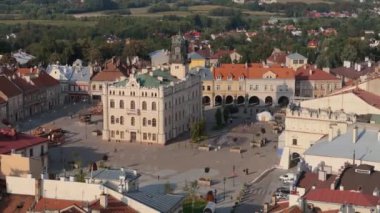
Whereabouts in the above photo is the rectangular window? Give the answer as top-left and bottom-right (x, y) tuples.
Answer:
(92, 85), (96, 90)
(228, 85), (231, 91)
(293, 60), (298, 65)
(202, 86), (205, 91)
(99, 85), (102, 90)
(152, 134), (156, 141)
(29, 148), (33, 157)
(207, 86), (211, 91)
(120, 131), (124, 139)
(143, 133), (147, 140)
(299, 60), (304, 64)
(216, 85), (220, 90)
(292, 139), (297, 146)
(250, 85), (253, 90)
(111, 131), (115, 138)
(239, 85), (242, 91)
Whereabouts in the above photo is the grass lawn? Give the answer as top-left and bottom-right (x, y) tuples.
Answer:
(183, 199), (207, 213)
(0, 19), (98, 27)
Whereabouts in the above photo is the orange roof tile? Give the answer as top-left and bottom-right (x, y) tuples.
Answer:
(34, 198), (85, 211)
(296, 64), (338, 81)
(0, 194), (34, 213)
(213, 63), (295, 80)
(90, 195), (137, 213)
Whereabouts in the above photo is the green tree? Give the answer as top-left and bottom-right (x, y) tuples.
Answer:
(49, 52), (61, 64)
(0, 53), (17, 66)
(190, 120), (205, 142)
(215, 108), (223, 127)
(340, 44), (357, 62)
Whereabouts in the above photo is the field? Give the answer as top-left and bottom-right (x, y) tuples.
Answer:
(0, 19), (98, 27)
(73, 4), (281, 18)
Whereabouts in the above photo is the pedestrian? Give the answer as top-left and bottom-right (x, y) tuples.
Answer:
(157, 175), (160, 181)
(245, 168), (249, 175)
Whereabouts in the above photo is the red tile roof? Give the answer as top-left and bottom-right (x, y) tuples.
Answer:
(17, 67), (39, 76)
(330, 62), (379, 80)
(92, 57), (130, 82)
(30, 71), (60, 88)
(267, 51), (287, 65)
(0, 75), (22, 98)
(0, 194), (34, 212)
(211, 50), (233, 59)
(0, 132), (48, 154)
(34, 198), (85, 211)
(90, 195), (137, 213)
(353, 89), (380, 109)
(304, 189), (380, 207)
(213, 63), (295, 80)
(10, 76), (38, 94)
(296, 65), (339, 81)
(297, 172), (337, 192)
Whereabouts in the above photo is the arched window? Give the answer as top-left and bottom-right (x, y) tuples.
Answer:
(119, 100), (124, 109)
(111, 116), (115, 124)
(143, 118), (146, 126)
(131, 117), (135, 126)
(130, 100), (135, 109)
(152, 118), (157, 127)
(110, 100), (115, 108)
(152, 102), (157, 111)
(120, 116), (124, 125)
(142, 101), (147, 110)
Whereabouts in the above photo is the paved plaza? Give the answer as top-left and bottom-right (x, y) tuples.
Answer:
(19, 104), (284, 213)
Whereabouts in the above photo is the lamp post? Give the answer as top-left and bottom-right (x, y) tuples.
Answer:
(223, 177), (226, 200)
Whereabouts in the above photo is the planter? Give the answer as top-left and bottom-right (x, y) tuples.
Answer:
(198, 145), (211, 151)
(230, 147), (242, 153)
(198, 178), (212, 186)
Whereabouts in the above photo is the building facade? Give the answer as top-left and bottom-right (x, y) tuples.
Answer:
(102, 35), (202, 145)
(295, 65), (342, 98)
(286, 53), (308, 70)
(0, 75), (23, 123)
(202, 63), (295, 107)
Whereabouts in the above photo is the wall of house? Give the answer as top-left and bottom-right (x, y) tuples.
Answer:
(306, 200), (375, 213)
(189, 59), (206, 70)
(300, 93), (380, 114)
(297, 80), (342, 98)
(0, 154), (43, 179)
(286, 58), (307, 70)
(43, 179), (103, 202)
(6, 176), (36, 195)
(359, 78), (380, 94)
(151, 53), (169, 67)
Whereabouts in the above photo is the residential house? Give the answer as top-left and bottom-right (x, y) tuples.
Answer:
(203, 63), (295, 107)
(87, 168), (140, 193)
(188, 52), (206, 69)
(210, 50), (242, 66)
(295, 65), (342, 98)
(285, 53), (308, 70)
(149, 49), (170, 67)
(266, 48), (287, 66)
(46, 59), (97, 103)
(307, 40), (318, 49)
(0, 75), (23, 123)
(91, 57), (131, 100)
(0, 129), (48, 179)
(330, 60), (379, 85)
(12, 50), (35, 65)
(13, 67), (61, 118)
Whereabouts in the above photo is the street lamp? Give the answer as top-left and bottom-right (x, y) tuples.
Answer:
(223, 177), (226, 200)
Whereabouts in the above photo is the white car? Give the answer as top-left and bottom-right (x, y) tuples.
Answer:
(279, 173), (295, 182)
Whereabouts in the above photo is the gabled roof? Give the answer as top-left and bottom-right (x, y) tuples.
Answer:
(267, 49), (287, 65)
(91, 57), (130, 82)
(149, 49), (168, 57)
(287, 53), (307, 60)
(297, 171), (337, 192)
(296, 65), (339, 81)
(0, 75), (22, 98)
(330, 61), (379, 80)
(0, 132), (48, 154)
(304, 189), (380, 207)
(340, 165), (380, 195)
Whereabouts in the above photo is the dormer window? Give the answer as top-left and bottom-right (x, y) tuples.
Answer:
(239, 76), (245, 80)
(217, 75), (222, 80)
(227, 75), (233, 80)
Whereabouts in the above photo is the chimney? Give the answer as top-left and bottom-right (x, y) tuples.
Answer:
(309, 69), (313, 75)
(377, 130), (380, 141)
(263, 202), (269, 213)
(353, 126), (358, 143)
(373, 188), (379, 197)
(323, 67), (330, 73)
(357, 64), (362, 72)
(365, 57), (369, 62)
(340, 185), (344, 191)
(328, 127), (334, 141)
(343, 61), (351, 68)
(368, 61), (372, 68)
(318, 170), (327, 181)
(100, 194), (108, 208)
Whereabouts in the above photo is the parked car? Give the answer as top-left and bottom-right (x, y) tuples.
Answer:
(279, 173), (295, 182)
(274, 192), (289, 200)
(276, 187), (290, 194)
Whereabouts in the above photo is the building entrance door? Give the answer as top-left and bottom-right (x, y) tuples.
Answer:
(130, 132), (136, 142)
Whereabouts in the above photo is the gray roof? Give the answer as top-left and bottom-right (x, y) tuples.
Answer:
(149, 49), (167, 58)
(189, 67), (213, 80)
(126, 191), (184, 213)
(305, 127), (380, 163)
(188, 52), (205, 60)
(46, 64), (92, 82)
(287, 53), (307, 60)
(86, 168), (140, 182)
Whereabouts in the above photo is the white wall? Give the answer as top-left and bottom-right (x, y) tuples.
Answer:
(6, 176), (36, 196)
(42, 179), (102, 202)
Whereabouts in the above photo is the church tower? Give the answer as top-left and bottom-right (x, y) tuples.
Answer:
(169, 34), (188, 79)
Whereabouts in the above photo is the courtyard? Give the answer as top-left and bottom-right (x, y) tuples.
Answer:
(20, 103), (284, 213)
